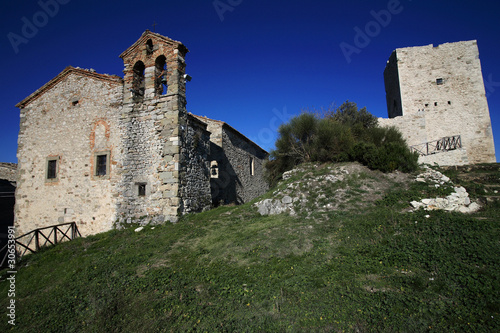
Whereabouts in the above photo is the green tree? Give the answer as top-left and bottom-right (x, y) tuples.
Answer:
(325, 101), (378, 129)
(265, 101), (419, 185)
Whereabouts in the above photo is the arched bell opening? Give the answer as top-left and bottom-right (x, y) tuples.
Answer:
(131, 61), (145, 101)
(155, 55), (167, 96)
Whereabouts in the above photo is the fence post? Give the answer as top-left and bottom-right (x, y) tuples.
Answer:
(35, 231), (40, 251)
(54, 226), (58, 245)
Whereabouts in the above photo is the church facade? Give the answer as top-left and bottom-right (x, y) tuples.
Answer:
(14, 31), (268, 237)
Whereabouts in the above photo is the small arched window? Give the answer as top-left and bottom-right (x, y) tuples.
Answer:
(131, 61), (145, 100)
(155, 55), (167, 95)
(210, 161), (219, 178)
(146, 39), (154, 55)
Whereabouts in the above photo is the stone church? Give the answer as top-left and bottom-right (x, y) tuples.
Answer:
(14, 31), (268, 237)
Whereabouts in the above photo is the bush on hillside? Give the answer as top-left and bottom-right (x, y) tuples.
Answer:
(325, 100), (378, 129)
(265, 101), (419, 184)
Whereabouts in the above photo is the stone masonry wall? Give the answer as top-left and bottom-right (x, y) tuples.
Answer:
(381, 40), (496, 165)
(418, 148), (469, 166)
(221, 127), (268, 204)
(383, 51), (402, 118)
(178, 115), (211, 214)
(193, 115), (269, 205)
(116, 31), (190, 225)
(15, 72), (123, 237)
(116, 95), (182, 225)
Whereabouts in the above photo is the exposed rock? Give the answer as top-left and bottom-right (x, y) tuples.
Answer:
(255, 198), (296, 216)
(256, 163), (482, 217)
(410, 166), (480, 213)
(254, 162), (408, 216)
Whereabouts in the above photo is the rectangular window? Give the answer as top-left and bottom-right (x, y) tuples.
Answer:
(46, 157), (59, 181)
(138, 183), (146, 197)
(436, 78), (444, 85)
(94, 151), (110, 178)
(250, 157), (255, 176)
(96, 155), (107, 176)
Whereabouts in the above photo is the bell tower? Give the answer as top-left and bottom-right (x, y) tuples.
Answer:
(119, 30), (189, 104)
(116, 31), (191, 224)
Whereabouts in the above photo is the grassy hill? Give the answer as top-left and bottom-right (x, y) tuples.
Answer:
(1, 163), (499, 332)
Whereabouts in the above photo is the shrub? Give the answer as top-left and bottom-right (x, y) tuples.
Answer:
(311, 119), (354, 162)
(325, 100), (378, 129)
(265, 101), (418, 184)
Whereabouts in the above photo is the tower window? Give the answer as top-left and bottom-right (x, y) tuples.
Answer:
(436, 78), (444, 85)
(94, 151), (110, 178)
(137, 183), (146, 197)
(46, 157), (59, 182)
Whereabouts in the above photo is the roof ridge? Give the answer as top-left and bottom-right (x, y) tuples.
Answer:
(16, 66), (123, 108)
(119, 30), (188, 59)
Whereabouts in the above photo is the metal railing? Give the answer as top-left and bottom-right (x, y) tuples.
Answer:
(410, 135), (462, 156)
(0, 222), (81, 267)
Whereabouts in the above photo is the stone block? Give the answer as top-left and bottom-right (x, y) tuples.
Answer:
(163, 143), (179, 155)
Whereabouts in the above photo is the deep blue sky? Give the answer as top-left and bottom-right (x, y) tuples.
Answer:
(1, 0), (499, 163)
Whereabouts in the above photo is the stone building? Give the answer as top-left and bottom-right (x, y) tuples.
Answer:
(14, 31), (268, 237)
(379, 40), (496, 165)
(192, 115), (268, 206)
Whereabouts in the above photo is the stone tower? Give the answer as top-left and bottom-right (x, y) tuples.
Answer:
(117, 30), (211, 224)
(380, 40), (496, 165)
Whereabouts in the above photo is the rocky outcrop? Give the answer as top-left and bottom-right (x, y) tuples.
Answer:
(254, 163), (481, 216)
(254, 163), (393, 216)
(255, 196), (297, 216)
(410, 166), (480, 213)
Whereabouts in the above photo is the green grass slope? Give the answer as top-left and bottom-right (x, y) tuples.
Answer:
(1, 163), (499, 332)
